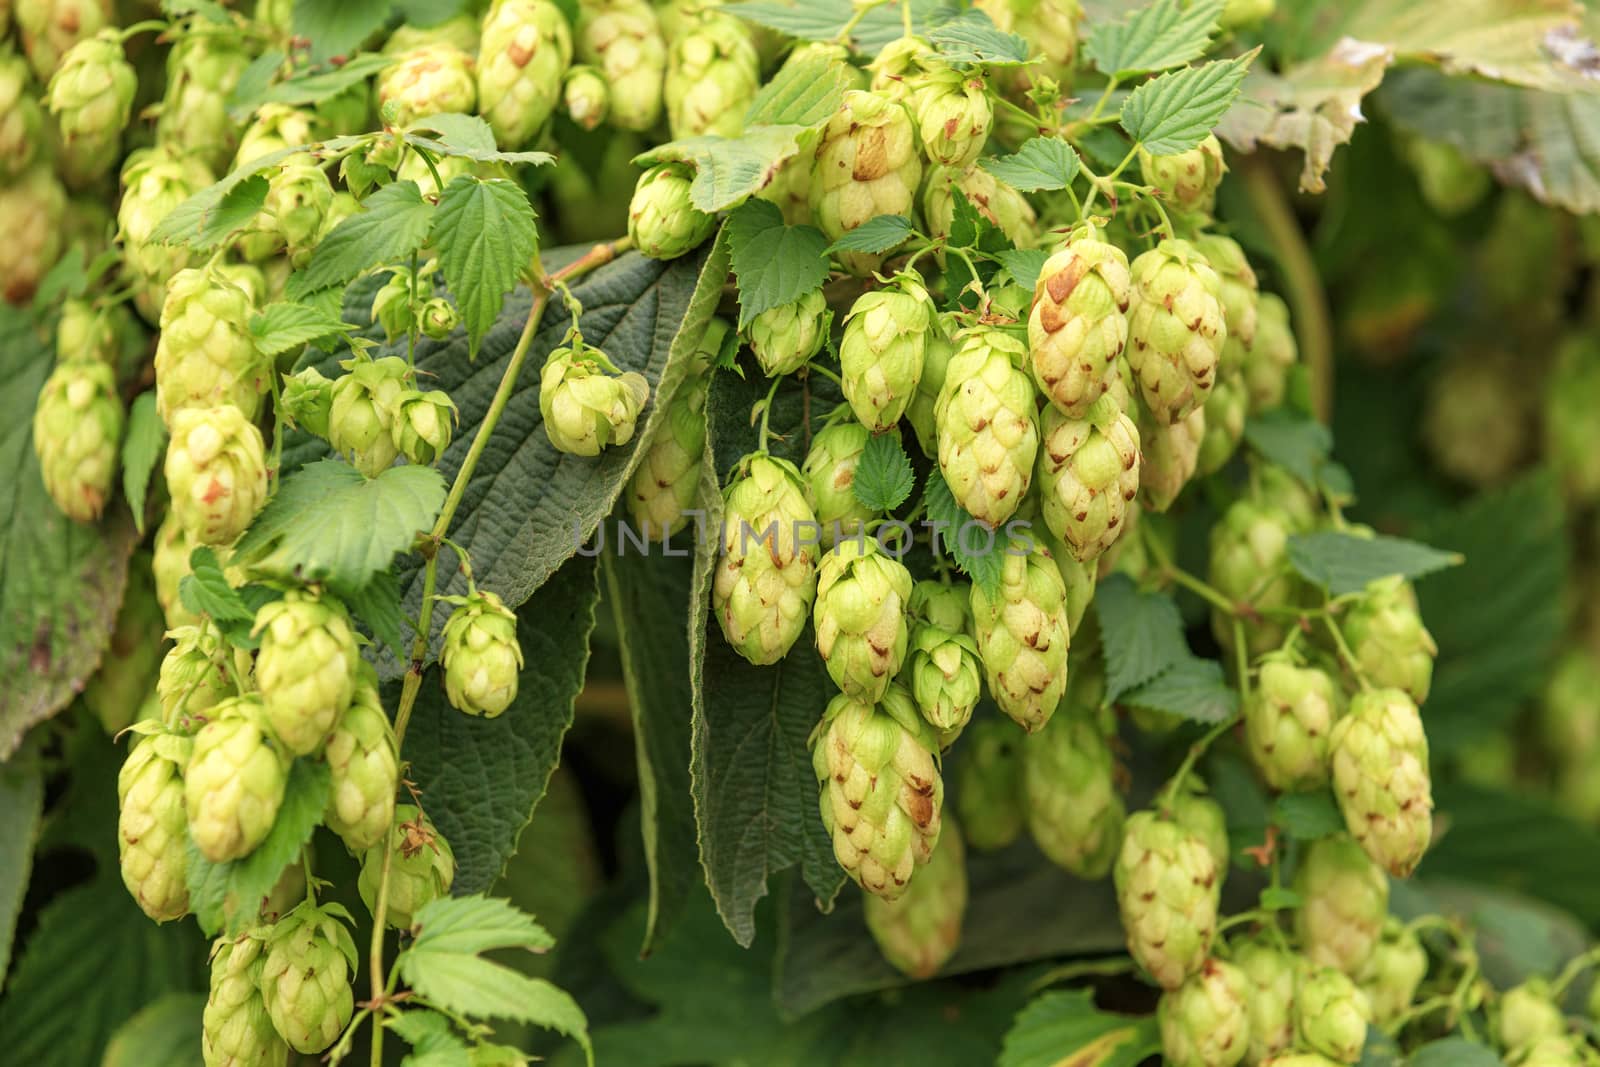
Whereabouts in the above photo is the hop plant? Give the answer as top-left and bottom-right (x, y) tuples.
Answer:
(153, 264), (265, 424)
(1245, 654), (1344, 792)
(954, 715), (1025, 850)
(748, 288), (828, 376)
(972, 0), (1078, 91)
(329, 356), (410, 475)
(378, 44), (477, 125)
(576, 0), (666, 131)
(562, 64), (609, 129)
(628, 366), (711, 538)
(1358, 918), (1427, 1028)
(1293, 835), (1389, 976)
(665, 10), (758, 139)
(1023, 671), (1124, 877)
(1498, 979), (1567, 1057)
(628, 162), (716, 260)
(935, 326), (1039, 526)
(46, 30), (135, 187)
(15, 0), (111, 81)
(157, 624), (242, 723)
(1339, 577), (1437, 705)
(1232, 934), (1298, 1064)
(32, 359), (123, 523)
(1028, 234), (1132, 418)
(812, 685), (944, 900)
(1207, 498), (1301, 657)
(1243, 293), (1298, 415)
(1295, 965), (1370, 1064)
(1127, 239), (1226, 424)
(157, 32), (252, 172)
(922, 164), (1037, 249)
(0, 162), (66, 306)
(1114, 810), (1220, 990)
(1328, 687), (1433, 877)
(117, 147), (214, 323)
(253, 590), (361, 755)
(440, 590), (523, 717)
(324, 670), (399, 851)
(540, 344), (650, 455)
(1159, 958), (1252, 1067)
(184, 695), (290, 863)
(839, 275), (932, 431)
(863, 820), (968, 978)
(117, 732), (192, 923)
(165, 405), (269, 548)
(713, 454), (819, 665)
(201, 932), (289, 1067)
(0, 48), (44, 179)
(801, 421), (876, 546)
(970, 539), (1071, 731)
(392, 388), (457, 466)
(359, 805), (456, 930)
(1139, 405), (1206, 513)
(814, 537), (914, 703)
(1036, 395), (1141, 562)
(811, 90), (922, 275)
(911, 65), (993, 169)
(1139, 134), (1226, 214)
(259, 903), (358, 1054)
(904, 580), (983, 733)
(477, 0), (572, 149)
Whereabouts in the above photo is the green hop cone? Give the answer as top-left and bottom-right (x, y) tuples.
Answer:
(234, 102), (321, 169)
(1520, 1037), (1586, 1067)
(628, 161), (715, 260)
(151, 512), (200, 627)
(244, 163), (334, 266)
(157, 624), (241, 723)
(16, 0), (111, 82)
(1029, 234), (1132, 418)
(1260, 1058), (1343, 1067)
(370, 268), (418, 342)
(202, 932), (289, 1067)
(1023, 668), (1124, 877)
(56, 298), (123, 366)
(801, 420), (875, 546)
(576, 0), (666, 131)
(1159, 958), (1252, 1067)
(0, 48), (44, 179)
(117, 732), (192, 922)
(378, 44), (477, 125)
(359, 805), (456, 930)
(329, 356), (410, 475)
(1139, 405), (1205, 513)
(1545, 336), (1600, 505)
(185, 695), (290, 863)
(259, 903), (357, 1055)
(1243, 293), (1297, 415)
(912, 65), (994, 169)
(1194, 234), (1259, 371)
(1541, 649), (1600, 775)
(1127, 239), (1227, 424)
(382, 11), (481, 53)
(954, 714), (1025, 849)
(1233, 934), (1298, 1064)
(392, 388), (457, 466)
(971, 538), (1071, 731)
(1246, 654), (1344, 792)
(922, 164), (1037, 250)
(418, 296), (459, 339)
(439, 590), (523, 717)
(864, 819), (968, 978)
(46, 30), (135, 187)
(1339, 576), (1436, 705)
(840, 275), (932, 431)
(539, 345), (650, 455)
(1168, 780), (1229, 887)
(626, 355), (712, 538)
(1114, 810), (1220, 989)
(713, 454), (819, 664)
(1037, 394), (1140, 563)
(280, 366), (334, 441)
(1221, 0), (1275, 28)
(153, 265), (265, 424)
(1206, 498), (1300, 657)
(1357, 917), (1427, 1028)
(1254, 461), (1319, 532)
(1422, 350), (1532, 489)
(907, 327), (955, 457)
(0, 162), (66, 306)
(32, 359), (122, 523)
(1139, 133), (1226, 215)
(905, 580), (983, 733)
(867, 35), (932, 99)
(562, 63), (609, 129)
(117, 147), (214, 322)
(1293, 834), (1388, 976)
(165, 404), (269, 547)
(1498, 979), (1567, 1057)
(935, 326), (1039, 526)
(749, 287), (828, 377)
(157, 32), (252, 172)
(1197, 366), (1248, 475)
(1295, 965), (1370, 1064)
(477, 0), (572, 149)
(1328, 687), (1433, 877)
(813, 684), (944, 900)
(665, 10), (758, 139)
(814, 536), (914, 702)
(811, 90), (923, 276)
(323, 670), (399, 851)
(252, 590), (360, 755)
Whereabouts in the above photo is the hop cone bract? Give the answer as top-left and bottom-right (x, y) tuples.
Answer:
(1023, 669), (1124, 877)
(258, 904), (357, 1054)
(801, 420), (875, 547)
(118, 147), (213, 323)
(157, 32), (251, 172)
(1206, 498), (1300, 657)
(922, 164), (1036, 249)
(840, 275), (931, 431)
(911, 65), (993, 169)
(328, 356), (408, 475)
(905, 580), (983, 733)
(539, 345), (651, 454)
(814, 537), (914, 702)
(1339, 577), (1436, 705)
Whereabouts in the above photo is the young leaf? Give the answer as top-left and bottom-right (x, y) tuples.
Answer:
(980, 137), (1081, 192)
(636, 125), (809, 213)
(852, 433), (916, 512)
(929, 10), (1029, 66)
(1120, 52), (1256, 156)
(385, 1009), (471, 1060)
(1287, 530), (1462, 596)
(823, 214), (914, 255)
(120, 392), (165, 534)
(1121, 656), (1237, 723)
(922, 472), (1004, 596)
(190, 175), (271, 253)
(431, 176), (540, 355)
(724, 199), (830, 328)
(1273, 791), (1344, 840)
(745, 52), (853, 127)
(995, 248), (1049, 291)
(250, 301), (355, 357)
(998, 989), (1161, 1067)
(1093, 573), (1189, 702)
(405, 116), (556, 168)
(288, 180), (435, 299)
(1259, 886), (1303, 911)
(1085, 0), (1225, 77)
(177, 548), (256, 632)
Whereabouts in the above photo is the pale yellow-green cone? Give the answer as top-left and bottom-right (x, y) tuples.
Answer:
(1197, 365), (1248, 475)
(440, 590), (523, 717)
(1328, 687), (1433, 877)
(811, 89), (922, 276)
(1050, 532), (1098, 633)
(0, 48), (44, 180)
(1259, 1057), (1342, 1067)
(359, 804), (455, 930)
(814, 537), (914, 703)
(1139, 134), (1226, 215)
(323, 669), (399, 851)
(238, 162), (334, 267)
(1541, 648), (1600, 769)
(936, 326), (1038, 526)
(46, 30), (134, 187)
(154, 265), (265, 424)
(152, 514), (202, 629)
(1243, 292), (1297, 415)
(922, 164), (1037, 250)
(16, 0), (111, 82)
(749, 287), (828, 377)
(1206, 497), (1300, 657)
(185, 695), (291, 863)
(1221, 0), (1274, 28)
(369, 268), (419, 343)
(1293, 834), (1388, 976)
(32, 359), (122, 523)
(1357, 917), (1426, 1028)
(165, 404), (269, 547)
(259, 903), (357, 1055)
(1037, 395), (1140, 563)
(812, 684), (944, 900)
(840, 275), (931, 431)
(1339, 576), (1436, 705)
(157, 32), (252, 172)
(1254, 462), (1320, 532)
(1159, 958), (1252, 1067)
(117, 732), (192, 923)
(1127, 239), (1227, 425)
(1519, 1037), (1586, 1067)
(1139, 404), (1205, 513)
(1167, 780), (1229, 887)
(382, 11), (481, 54)
(628, 161), (716, 260)
(758, 126), (823, 226)
(1245, 654), (1344, 792)
(392, 388), (457, 466)
(1422, 352), (1530, 489)
(1023, 668), (1124, 877)
(329, 356), (410, 476)
(801, 420), (875, 547)
(1498, 979), (1568, 1058)
(972, 0), (1078, 93)
(201, 932), (289, 1067)
(905, 580), (982, 733)
(627, 369), (709, 538)
(1029, 235), (1131, 418)
(1295, 965), (1369, 1065)
(477, 0), (572, 149)
(157, 624), (240, 723)
(56, 298), (123, 366)
(1195, 234), (1259, 372)
(576, 0), (666, 131)
(867, 35), (931, 100)
(0, 162), (66, 306)
(970, 539), (1070, 732)
(234, 102), (321, 169)
(665, 9), (758, 139)
(1544, 335), (1600, 505)
(713, 454), (818, 665)
(864, 819), (967, 978)
(253, 590), (360, 755)
(908, 327), (955, 457)
(117, 146), (214, 323)
(540, 345), (651, 455)
(1115, 810), (1220, 989)
(912, 65), (993, 169)
(562, 63), (609, 129)
(378, 44), (477, 125)
(954, 714), (1024, 849)
(1232, 934), (1298, 1065)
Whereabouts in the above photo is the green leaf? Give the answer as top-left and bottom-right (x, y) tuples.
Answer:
(853, 433), (916, 513)
(250, 52), (391, 110)
(1121, 656), (1237, 723)
(190, 175), (270, 252)
(636, 126), (811, 213)
(102, 994), (206, 1067)
(823, 214), (914, 255)
(724, 199), (830, 328)
(1085, 0), (1224, 77)
(344, 571), (406, 659)
(1408, 1037), (1505, 1067)
(726, 0), (947, 52)
(151, 149), (303, 246)
(1273, 790), (1344, 840)
(996, 248), (1049, 291)
(745, 52), (853, 127)
(998, 989), (1161, 1067)
(386, 1008), (472, 1062)
(294, 0), (393, 64)
(1120, 53), (1255, 155)
(250, 301), (356, 357)
(176, 547), (259, 640)
(432, 177), (541, 356)
(1260, 886), (1302, 911)
(289, 179), (436, 299)
(980, 137), (1081, 192)
(928, 10), (1029, 65)
(0, 751), (42, 985)
(1242, 409), (1345, 496)
(120, 392), (165, 535)
(1287, 531), (1461, 597)
(1093, 573), (1189, 702)
(922, 472), (1004, 597)
(405, 116), (556, 168)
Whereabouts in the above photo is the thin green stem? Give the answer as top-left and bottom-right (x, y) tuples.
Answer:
(1551, 945), (1600, 998)
(755, 373), (784, 453)
(834, 0), (890, 45)
(1085, 76), (1120, 124)
(268, 367), (285, 495)
(1159, 717), (1235, 810)
(805, 362), (844, 388)
(1143, 524), (1238, 616)
(1321, 614), (1370, 691)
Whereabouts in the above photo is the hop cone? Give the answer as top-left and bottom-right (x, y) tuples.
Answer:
(972, 0), (1077, 91)
(1520, 1037), (1586, 1067)
(1498, 980), (1568, 1057)
(665, 10), (758, 138)
(1232, 934), (1298, 1064)
(1328, 687), (1432, 877)
(46, 31), (135, 186)
(1243, 293), (1297, 415)
(812, 685), (944, 900)
(440, 590), (523, 717)
(1114, 810), (1220, 989)
(811, 90), (922, 275)
(1545, 335), (1600, 504)
(1139, 134), (1226, 214)
(16, 0), (111, 81)
(911, 65), (993, 168)
(241, 162), (334, 266)
(0, 162), (66, 306)
(382, 11), (480, 53)
(117, 732), (192, 922)
(118, 147), (214, 322)
(1207, 498), (1300, 657)
(864, 820), (968, 977)
(477, 0), (571, 148)
(32, 359), (122, 522)
(1139, 405), (1205, 513)
(1023, 670), (1124, 877)
(166, 405), (269, 547)
(1053, 534), (1098, 632)
(1159, 958), (1252, 1067)
(1293, 835), (1388, 975)
(576, 0), (666, 131)
(1357, 918), (1427, 1028)
(0, 48), (44, 179)
(971, 539), (1071, 731)
(627, 368), (711, 538)
(234, 103), (320, 169)
(540, 345), (650, 454)
(1195, 234), (1259, 370)
(905, 580), (983, 733)
(154, 265), (265, 424)
(1340, 577), (1436, 705)
(1245, 655), (1344, 792)
(259, 903), (357, 1054)
(1028, 234), (1132, 417)
(329, 356), (409, 475)
(153, 514), (202, 629)
(867, 35), (931, 100)
(392, 388), (457, 466)
(378, 44), (477, 125)
(1197, 366), (1248, 475)
(1541, 651), (1600, 812)
(1127, 239), (1227, 424)
(922, 164), (1036, 249)
(359, 804), (455, 930)
(185, 695), (290, 863)
(324, 671), (399, 851)
(1168, 781), (1229, 887)
(713, 454), (819, 664)
(202, 932), (289, 1067)
(801, 421), (875, 547)
(748, 288), (828, 376)
(1037, 395), (1140, 562)
(1255, 462), (1319, 532)
(814, 537), (914, 702)
(563, 64), (609, 129)
(253, 590), (360, 754)
(628, 162), (716, 260)
(157, 624), (241, 723)
(908, 328), (955, 457)
(935, 326), (1039, 526)
(157, 32), (251, 171)
(1295, 965), (1369, 1065)
(954, 715), (1024, 850)
(840, 276), (931, 431)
